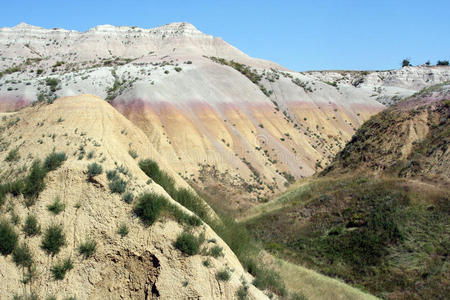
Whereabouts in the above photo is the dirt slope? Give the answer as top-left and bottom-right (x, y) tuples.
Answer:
(322, 82), (450, 183)
(0, 95), (267, 299)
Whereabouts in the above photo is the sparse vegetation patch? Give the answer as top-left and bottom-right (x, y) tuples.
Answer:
(87, 162), (102, 178)
(22, 215), (41, 236)
(51, 258), (73, 280)
(0, 219), (18, 256)
(78, 239), (97, 258)
(41, 224), (66, 256)
(174, 231), (204, 256)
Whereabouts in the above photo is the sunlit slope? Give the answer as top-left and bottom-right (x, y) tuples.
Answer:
(0, 95), (267, 299)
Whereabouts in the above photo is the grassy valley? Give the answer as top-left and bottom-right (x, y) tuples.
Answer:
(244, 84), (450, 299)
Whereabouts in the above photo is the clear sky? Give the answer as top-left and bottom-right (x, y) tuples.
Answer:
(1, 0), (449, 71)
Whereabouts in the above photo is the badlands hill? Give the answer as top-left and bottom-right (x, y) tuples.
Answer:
(0, 95), (268, 299)
(244, 83), (450, 299)
(322, 81), (450, 182)
(1, 23), (450, 214)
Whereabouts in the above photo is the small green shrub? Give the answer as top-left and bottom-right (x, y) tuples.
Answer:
(123, 192), (133, 204)
(133, 193), (167, 226)
(117, 223), (129, 237)
(0, 219), (18, 256)
(209, 245), (224, 258)
(116, 164), (128, 175)
(202, 258), (211, 267)
(139, 159), (176, 195)
(87, 151), (94, 159)
(23, 160), (46, 199)
(43, 152), (67, 171)
(78, 239), (97, 258)
(22, 215), (41, 236)
(87, 162), (102, 178)
(5, 147), (20, 162)
(139, 159), (208, 220)
(47, 197), (65, 215)
(168, 206), (202, 226)
(45, 78), (60, 92)
(236, 284), (249, 300)
(216, 269), (231, 281)
(6, 180), (25, 197)
(128, 149), (138, 159)
(41, 224), (66, 256)
(173, 188), (208, 220)
(174, 231), (203, 256)
(51, 257), (73, 280)
(12, 242), (33, 268)
(106, 169), (119, 181)
(109, 178), (127, 194)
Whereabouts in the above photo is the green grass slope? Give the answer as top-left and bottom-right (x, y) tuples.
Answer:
(245, 84), (450, 299)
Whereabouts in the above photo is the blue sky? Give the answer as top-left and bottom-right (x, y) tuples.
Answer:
(1, 0), (449, 71)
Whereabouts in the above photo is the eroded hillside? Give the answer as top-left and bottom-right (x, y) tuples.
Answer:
(1, 23), (449, 214)
(0, 95), (268, 299)
(244, 84), (450, 299)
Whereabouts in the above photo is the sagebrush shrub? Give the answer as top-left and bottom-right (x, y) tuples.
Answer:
(109, 178), (127, 194)
(87, 162), (102, 178)
(12, 242), (33, 268)
(43, 152), (67, 171)
(216, 269), (231, 281)
(0, 219), (18, 256)
(133, 193), (167, 226)
(47, 197), (65, 215)
(51, 257), (73, 280)
(87, 151), (94, 160)
(236, 284), (249, 300)
(23, 160), (46, 199)
(209, 245), (224, 258)
(41, 224), (66, 256)
(22, 215), (41, 236)
(5, 147), (20, 162)
(78, 239), (96, 258)
(128, 149), (138, 159)
(106, 169), (119, 181)
(117, 223), (129, 237)
(174, 231), (203, 256)
(168, 206), (202, 227)
(123, 192), (133, 204)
